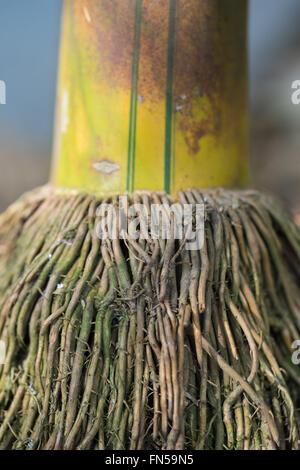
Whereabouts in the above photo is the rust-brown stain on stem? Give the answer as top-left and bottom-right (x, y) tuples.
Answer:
(75, 0), (246, 154)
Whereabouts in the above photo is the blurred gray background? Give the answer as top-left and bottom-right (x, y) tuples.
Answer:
(0, 0), (300, 216)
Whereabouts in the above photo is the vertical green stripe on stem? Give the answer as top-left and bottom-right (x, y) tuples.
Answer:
(127, 0), (143, 193)
(172, 105), (176, 189)
(164, 0), (176, 194)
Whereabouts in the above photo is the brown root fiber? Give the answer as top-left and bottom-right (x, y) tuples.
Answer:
(0, 185), (299, 450)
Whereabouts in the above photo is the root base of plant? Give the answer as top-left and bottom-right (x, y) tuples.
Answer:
(0, 185), (300, 450)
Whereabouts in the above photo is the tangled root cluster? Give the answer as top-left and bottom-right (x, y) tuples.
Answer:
(0, 185), (299, 450)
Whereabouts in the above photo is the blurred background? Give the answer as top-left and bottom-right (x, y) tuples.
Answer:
(0, 0), (299, 216)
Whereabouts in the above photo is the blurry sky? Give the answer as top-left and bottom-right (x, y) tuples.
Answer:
(0, 0), (62, 210)
(249, 0), (300, 97)
(0, 0), (62, 147)
(0, 0), (300, 211)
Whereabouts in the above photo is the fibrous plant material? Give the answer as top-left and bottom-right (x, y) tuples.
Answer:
(0, 186), (299, 450)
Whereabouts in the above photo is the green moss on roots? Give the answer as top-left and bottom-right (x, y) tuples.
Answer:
(0, 186), (299, 450)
